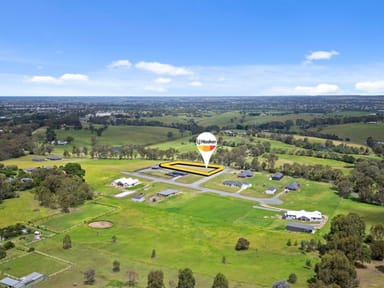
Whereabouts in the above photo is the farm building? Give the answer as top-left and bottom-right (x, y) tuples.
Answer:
(265, 186), (277, 195)
(223, 180), (251, 189)
(284, 210), (322, 222)
(286, 222), (315, 233)
(112, 177), (139, 188)
(157, 189), (179, 197)
(131, 194), (145, 202)
(0, 272), (46, 288)
(223, 130), (236, 136)
(46, 155), (62, 160)
(271, 172), (284, 180)
(31, 158), (46, 162)
(285, 182), (300, 191)
(238, 170), (253, 178)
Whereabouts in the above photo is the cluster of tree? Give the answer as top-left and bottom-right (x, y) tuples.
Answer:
(366, 136), (384, 155)
(280, 162), (343, 182)
(0, 128), (33, 160)
(366, 224), (384, 261)
(310, 213), (384, 287)
(146, 269), (228, 288)
(0, 164), (39, 203)
(32, 163), (92, 211)
(336, 159), (384, 205)
(0, 223), (30, 240)
(82, 266), (230, 287)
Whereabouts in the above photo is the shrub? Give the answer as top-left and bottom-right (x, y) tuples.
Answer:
(235, 237), (250, 251)
(3, 241), (15, 250)
(287, 273), (297, 284)
(0, 248), (6, 259)
(376, 265), (384, 273)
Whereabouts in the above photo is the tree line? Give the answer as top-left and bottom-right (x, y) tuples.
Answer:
(256, 132), (367, 155)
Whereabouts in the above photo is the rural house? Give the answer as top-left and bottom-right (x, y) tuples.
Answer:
(271, 172), (284, 180)
(285, 182), (300, 191)
(238, 170), (253, 178)
(157, 189), (179, 197)
(223, 180), (251, 189)
(284, 210), (322, 222)
(0, 272), (46, 288)
(265, 186), (277, 195)
(112, 177), (139, 188)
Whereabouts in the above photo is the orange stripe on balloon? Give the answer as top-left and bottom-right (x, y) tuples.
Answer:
(198, 145), (216, 152)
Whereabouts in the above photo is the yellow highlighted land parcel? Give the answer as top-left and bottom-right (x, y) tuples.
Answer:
(159, 160), (224, 176)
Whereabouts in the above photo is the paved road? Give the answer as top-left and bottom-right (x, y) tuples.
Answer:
(123, 168), (283, 205)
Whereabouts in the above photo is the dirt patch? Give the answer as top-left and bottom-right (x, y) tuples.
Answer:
(357, 260), (384, 288)
(88, 221), (113, 229)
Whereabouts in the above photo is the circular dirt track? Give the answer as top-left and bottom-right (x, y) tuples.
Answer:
(88, 221), (113, 229)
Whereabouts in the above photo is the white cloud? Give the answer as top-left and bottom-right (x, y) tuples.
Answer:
(28, 73), (88, 84)
(294, 83), (340, 95)
(355, 80), (384, 93)
(154, 77), (172, 84)
(135, 61), (193, 76)
(29, 75), (59, 84)
(108, 59), (132, 69)
(189, 81), (202, 87)
(305, 50), (339, 64)
(144, 85), (167, 93)
(60, 73), (89, 81)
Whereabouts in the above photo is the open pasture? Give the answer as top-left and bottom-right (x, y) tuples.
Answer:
(40, 202), (115, 233)
(0, 252), (69, 278)
(31, 195), (316, 288)
(316, 122), (384, 144)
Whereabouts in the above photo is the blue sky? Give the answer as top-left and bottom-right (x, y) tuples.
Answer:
(1, 0), (384, 96)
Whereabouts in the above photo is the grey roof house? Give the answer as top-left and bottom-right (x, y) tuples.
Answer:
(271, 172), (284, 180)
(238, 170), (253, 178)
(286, 182), (300, 191)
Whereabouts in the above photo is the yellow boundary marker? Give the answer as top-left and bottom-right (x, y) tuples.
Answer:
(159, 160), (224, 176)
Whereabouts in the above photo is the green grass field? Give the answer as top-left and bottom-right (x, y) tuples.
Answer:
(0, 252), (69, 278)
(316, 122), (384, 144)
(30, 195), (316, 288)
(0, 192), (57, 227)
(40, 203), (116, 232)
(0, 122), (383, 288)
(54, 125), (183, 149)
